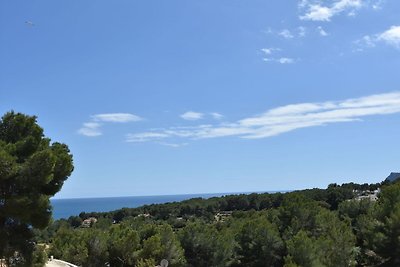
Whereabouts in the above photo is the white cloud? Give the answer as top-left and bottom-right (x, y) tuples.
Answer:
(377, 26), (400, 48)
(264, 26), (308, 39)
(78, 122), (102, 137)
(126, 132), (170, 142)
(298, 0), (309, 9)
(261, 48), (281, 55)
(301, 5), (334, 21)
(261, 48), (296, 64)
(299, 0), (309, 9)
(210, 112), (224, 120)
(299, 0), (363, 21)
(279, 29), (294, 39)
(158, 142), (188, 148)
(261, 48), (273, 55)
(262, 57), (296, 64)
(372, 0), (385, 10)
(317, 26), (329, 36)
(355, 25), (400, 50)
(180, 111), (204, 121)
(92, 113), (142, 123)
(126, 92), (400, 143)
(278, 58), (295, 64)
(354, 35), (376, 51)
(362, 35), (376, 47)
(79, 113), (142, 137)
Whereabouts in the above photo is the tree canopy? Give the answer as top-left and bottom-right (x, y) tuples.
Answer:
(0, 111), (73, 266)
(35, 180), (400, 267)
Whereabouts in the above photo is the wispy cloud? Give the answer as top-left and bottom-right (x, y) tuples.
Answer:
(261, 47), (280, 55)
(126, 132), (170, 142)
(79, 113), (142, 137)
(263, 57), (296, 64)
(317, 26), (329, 36)
(355, 25), (400, 50)
(78, 122), (102, 137)
(299, 0), (364, 21)
(265, 25), (329, 39)
(265, 27), (309, 39)
(279, 29), (294, 39)
(92, 113), (142, 123)
(371, 0), (385, 10)
(158, 142), (189, 148)
(126, 92), (400, 143)
(278, 58), (296, 64)
(261, 48), (296, 64)
(210, 112), (224, 120)
(180, 111), (204, 121)
(354, 35), (376, 51)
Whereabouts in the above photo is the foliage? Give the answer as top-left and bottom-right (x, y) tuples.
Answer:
(37, 175), (400, 267)
(0, 111), (73, 266)
(179, 222), (235, 267)
(234, 216), (284, 267)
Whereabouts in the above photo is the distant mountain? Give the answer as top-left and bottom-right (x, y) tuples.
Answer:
(385, 172), (400, 182)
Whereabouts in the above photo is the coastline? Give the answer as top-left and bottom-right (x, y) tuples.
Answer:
(51, 191), (288, 219)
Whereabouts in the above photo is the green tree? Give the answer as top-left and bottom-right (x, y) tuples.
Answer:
(338, 198), (374, 225)
(380, 204), (400, 266)
(180, 222), (235, 267)
(85, 229), (109, 267)
(135, 258), (156, 267)
(157, 225), (186, 266)
(234, 217), (284, 267)
(0, 111), (74, 266)
(108, 224), (141, 267)
(67, 216), (83, 228)
(31, 245), (48, 267)
(284, 231), (321, 267)
(365, 183), (400, 266)
(140, 234), (163, 263)
(139, 225), (186, 267)
(278, 193), (321, 236)
(50, 227), (88, 266)
(314, 210), (356, 267)
(326, 183), (354, 210)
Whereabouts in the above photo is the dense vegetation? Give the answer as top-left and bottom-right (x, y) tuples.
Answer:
(0, 112), (74, 266)
(33, 180), (400, 267)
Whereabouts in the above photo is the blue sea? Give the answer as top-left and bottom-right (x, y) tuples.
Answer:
(51, 193), (231, 219)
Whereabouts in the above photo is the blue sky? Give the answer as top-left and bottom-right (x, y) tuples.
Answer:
(1, 0), (400, 198)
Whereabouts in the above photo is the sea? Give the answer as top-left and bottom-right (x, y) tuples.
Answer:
(51, 193), (233, 220)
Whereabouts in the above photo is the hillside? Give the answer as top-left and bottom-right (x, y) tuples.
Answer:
(32, 178), (400, 267)
(385, 172), (400, 182)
